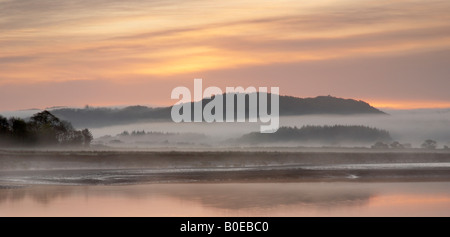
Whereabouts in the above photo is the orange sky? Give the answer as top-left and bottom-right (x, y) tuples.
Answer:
(1, 0), (450, 111)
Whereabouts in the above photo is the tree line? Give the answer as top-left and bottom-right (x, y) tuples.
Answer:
(0, 111), (93, 147)
(372, 139), (448, 150)
(239, 125), (392, 143)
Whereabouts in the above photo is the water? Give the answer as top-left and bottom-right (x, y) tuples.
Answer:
(1, 182), (450, 216)
(0, 162), (450, 185)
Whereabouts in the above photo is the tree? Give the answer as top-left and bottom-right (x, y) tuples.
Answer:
(57, 120), (74, 144)
(9, 117), (30, 144)
(371, 141), (389, 149)
(81, 129), (93, 147)
(0, 115), (9, 134)
(30, 110), (61, 127)
(29, 111), (60, 144)
(71, 130), (84, 145)
(390, 141), (404, 149)
(0, 111), (93, 147)
(0, 115), (11, 145)
(421, 139), (437, 149)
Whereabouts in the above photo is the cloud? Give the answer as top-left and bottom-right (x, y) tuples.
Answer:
(0, 0), (169, 30)
(1, 0), (450, 110)
(0, 55), (37, 64)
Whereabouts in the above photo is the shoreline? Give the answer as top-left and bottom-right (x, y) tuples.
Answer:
(1, 149), (450, 185)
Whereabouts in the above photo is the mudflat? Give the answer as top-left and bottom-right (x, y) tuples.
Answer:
(1, 149), (450, 184)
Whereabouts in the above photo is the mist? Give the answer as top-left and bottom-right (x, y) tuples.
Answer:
(2, 107), (449, 148)
(281, 109), (450, 147)
(87, 108), (450, 148)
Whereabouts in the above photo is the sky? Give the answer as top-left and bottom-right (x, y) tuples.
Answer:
(1, 0), (450, 111)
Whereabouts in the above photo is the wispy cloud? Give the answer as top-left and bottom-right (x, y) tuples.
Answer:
(1, 0), (450, 110)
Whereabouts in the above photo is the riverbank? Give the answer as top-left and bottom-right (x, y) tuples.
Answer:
(1, 149), (450, 184)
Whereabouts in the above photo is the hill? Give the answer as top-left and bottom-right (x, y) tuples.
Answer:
(50, 94), (386, 128)
(236, 125), (392, 145)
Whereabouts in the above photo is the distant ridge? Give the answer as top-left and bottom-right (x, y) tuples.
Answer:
(50, 94), (386, 128)
(236, 125), (392, 145)
(279, 95), (384, 115)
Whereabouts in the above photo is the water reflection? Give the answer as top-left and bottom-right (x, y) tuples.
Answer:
(1, 182), (450, 216)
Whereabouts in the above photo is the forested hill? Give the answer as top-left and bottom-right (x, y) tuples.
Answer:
(50, 94), (386, 128)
